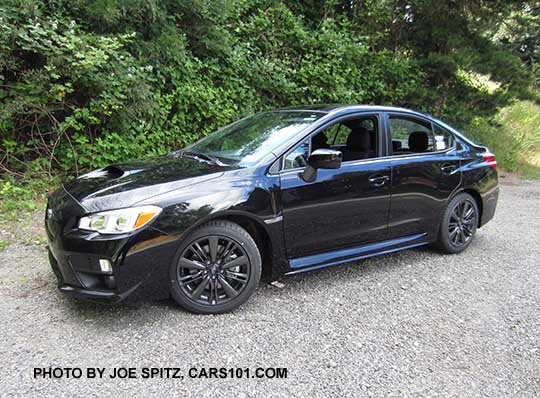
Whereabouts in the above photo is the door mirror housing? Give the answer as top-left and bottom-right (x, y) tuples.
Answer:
(301, 149), (342, 182)
(308, 148), (343, 169)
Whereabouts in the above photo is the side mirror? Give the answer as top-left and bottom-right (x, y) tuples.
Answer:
(301, 149), (342, 182)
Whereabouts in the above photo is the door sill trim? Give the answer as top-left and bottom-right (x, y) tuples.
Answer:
(286, 233), (428, 274)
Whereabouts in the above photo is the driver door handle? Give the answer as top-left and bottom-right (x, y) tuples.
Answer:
(368, 174), (390, 186)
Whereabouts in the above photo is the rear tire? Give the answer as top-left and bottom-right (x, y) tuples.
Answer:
(435, 192), (479, 254)
(170, 220), (261, 314)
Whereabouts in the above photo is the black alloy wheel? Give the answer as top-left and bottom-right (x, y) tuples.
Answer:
(448, 200), (476, 246)
(170, 221), (261, 313)
(436, 192), (479, 254)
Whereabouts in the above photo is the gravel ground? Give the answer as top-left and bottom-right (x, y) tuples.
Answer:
(0, 178), (539, 397)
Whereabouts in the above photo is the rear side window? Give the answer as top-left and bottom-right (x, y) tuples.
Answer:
(433, 123), (456, 150)
(389, 116), (455, 154)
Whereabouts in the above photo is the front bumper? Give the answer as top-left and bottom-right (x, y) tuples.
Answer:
(46, 187), (178, 303)
(47, 248), (123, 303)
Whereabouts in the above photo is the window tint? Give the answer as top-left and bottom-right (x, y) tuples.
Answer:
(389, 116), (456, 155)
(283, 116), (379, 170)
(433, 123), (456, 150)
(389, 117), (430, 150)
(283, 139), (310, 169)
(327, 119), (376, 147)
(329, 124), (350, 145)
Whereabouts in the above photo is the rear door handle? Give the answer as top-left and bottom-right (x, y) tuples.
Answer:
(440, 163), (457, 173)
(368, 174), (390, 186)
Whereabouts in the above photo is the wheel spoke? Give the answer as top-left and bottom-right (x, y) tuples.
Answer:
(215, 280), (220, 304)
(449, 227), (459, 241)
(178, 258), (206, 271)
(179, 271), (205, 285)
(217, 275), (238, 298)
(223, 270), (248, 283)
(207, 281), (213, 304)
(218, 240), (236, 262)
(208, 279), (219, 304)
(463, 218), (475, 226)
(462, 202), (470, 218)
(221, 256), (247, 270)
(462, 225), (472, 237)
(192, 242), (209, 262)
(454, 230), (460, 245)
(208, 236), (219, 262)
(191, 276), (210, 299)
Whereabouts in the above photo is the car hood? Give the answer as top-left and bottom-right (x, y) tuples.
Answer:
(64, 156), (233, 212)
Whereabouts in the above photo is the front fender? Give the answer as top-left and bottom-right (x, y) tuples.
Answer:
(133, 170), (288, 285)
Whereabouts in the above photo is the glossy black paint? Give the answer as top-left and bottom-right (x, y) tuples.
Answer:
(280, 159), (392, 258)
(46, 105), (499, 304)
(65, 156), (232, 212)
(307, 148), (343, 169)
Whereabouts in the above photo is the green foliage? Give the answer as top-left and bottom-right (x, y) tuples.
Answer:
(0, 176), (48, 220)
(0, 0), (538, 186)
(498, 2), (540, 89)
(0, 2), (156, 175)
(466, 99), (540, 175)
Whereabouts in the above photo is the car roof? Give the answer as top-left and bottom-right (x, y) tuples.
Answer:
(273, 104), (432, 118)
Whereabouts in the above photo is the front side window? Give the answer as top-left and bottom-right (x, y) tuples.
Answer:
(283, 139), (310, 169)
(326, 123), (347, 145)
(187, 111), (324, 167)
(283, 115), (379, 170)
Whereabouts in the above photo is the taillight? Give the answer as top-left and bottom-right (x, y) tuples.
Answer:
(482, 152), (497, 169)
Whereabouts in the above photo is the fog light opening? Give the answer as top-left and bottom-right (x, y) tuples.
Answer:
(99, 259), (113, 273)
(104, 275), (116, 289)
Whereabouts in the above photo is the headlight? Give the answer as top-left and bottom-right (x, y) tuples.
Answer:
(78, 206), (162, 234)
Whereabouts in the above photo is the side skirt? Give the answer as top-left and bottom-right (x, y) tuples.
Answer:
(285, 233), (428, 275)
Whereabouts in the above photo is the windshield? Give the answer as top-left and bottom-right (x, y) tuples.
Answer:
(186, 111), (325, 166)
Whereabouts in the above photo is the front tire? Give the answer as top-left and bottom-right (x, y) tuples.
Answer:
(170, 220), (261, 314)
(436, 192), (479, 254)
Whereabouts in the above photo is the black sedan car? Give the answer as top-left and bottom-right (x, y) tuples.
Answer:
(46, 105), (499, 313)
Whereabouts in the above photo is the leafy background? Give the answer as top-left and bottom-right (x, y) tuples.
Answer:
(1, 0), (540, 217)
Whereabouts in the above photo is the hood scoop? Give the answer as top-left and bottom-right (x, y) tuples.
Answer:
(79, 165), (136, 180)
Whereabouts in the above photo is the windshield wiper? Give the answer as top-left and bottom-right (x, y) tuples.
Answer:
(181, 151), (227, 166)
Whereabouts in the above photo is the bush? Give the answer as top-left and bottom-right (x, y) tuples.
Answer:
(0, 0), (536, 183)
(466, 100), (540, 174)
